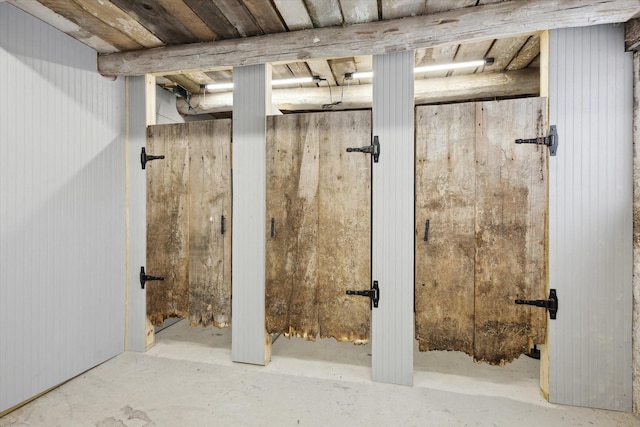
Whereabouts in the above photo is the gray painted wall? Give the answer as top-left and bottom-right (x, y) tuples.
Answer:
(549, 24), (633, 411)
(0, 3), (126, 412)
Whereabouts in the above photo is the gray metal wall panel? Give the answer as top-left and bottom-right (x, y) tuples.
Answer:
(231, 64), (272, 365)
(549, 25), (633, 411)
(371, 51), (415, 386)
(0, 3), (126, 412)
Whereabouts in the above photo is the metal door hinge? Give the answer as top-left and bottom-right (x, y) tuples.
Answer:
(141, 147), (165, 169)
(515, 125), (558, 156)
(515, 289), (558, 320)
(346, 135), (380, 163)
(140, 266), (164, 289)
(346, 280), (380, 309)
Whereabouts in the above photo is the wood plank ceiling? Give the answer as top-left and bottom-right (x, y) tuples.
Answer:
(9, 0), (542, 115)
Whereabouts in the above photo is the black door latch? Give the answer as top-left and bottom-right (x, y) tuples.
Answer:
(347, 135), (380, 163)
(346, 280), (380, 309)
(515, 289), (558, 320)
(140, 266), (164, 289)
(141, 147), (165, 169)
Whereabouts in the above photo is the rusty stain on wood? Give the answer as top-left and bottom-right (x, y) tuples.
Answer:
(415, 98), (547, 365)
(266, 111), (371, 343)
(146, 124), (190, 326)
(147, 120), (232, 328)
(266, 113), (320, 339)
(318, 111), (371, 343)
(188, 120), (231, 328)
(415, 103), (476, 355)
(473, 98), (547, 365)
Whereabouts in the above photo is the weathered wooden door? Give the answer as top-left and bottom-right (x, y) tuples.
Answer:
(266, 111), (372, 344)
(146, 120), (232, 329)
(415, 98), (547, 365)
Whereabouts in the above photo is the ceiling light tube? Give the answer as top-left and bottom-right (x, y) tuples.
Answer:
(204, 82), (234, 90)
(346, 58), (493, 80)
(349, 71), (373, 79)
(414, 58), (491, 74)
(204, 75), (320, 91)
(272, 76), (320, 86)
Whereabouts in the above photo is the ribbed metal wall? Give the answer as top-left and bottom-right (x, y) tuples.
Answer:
(231, 64), (272, 365)
(0, 3), (126, 413)
(549, 25), (633, 411)
(371, 51), (415, 385)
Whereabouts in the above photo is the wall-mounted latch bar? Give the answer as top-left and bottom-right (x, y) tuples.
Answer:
(346, 135), (380, 163)
(141, 147), (165, 169)
(515, 125), (558, 156)
(139, 266), (164, 290)
(346, 280), (380, 309)
(515, 289), (558, 320)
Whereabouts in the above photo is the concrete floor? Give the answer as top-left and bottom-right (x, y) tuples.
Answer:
(2, 320), (638, 427)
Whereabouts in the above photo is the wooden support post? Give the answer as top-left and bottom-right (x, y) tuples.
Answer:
(231, 64), (272, 365)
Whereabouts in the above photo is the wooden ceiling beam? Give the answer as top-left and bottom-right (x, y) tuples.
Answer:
(626, 18), (640, 52)
(98, 0), (640, 76)
(177, 68), (539, 114)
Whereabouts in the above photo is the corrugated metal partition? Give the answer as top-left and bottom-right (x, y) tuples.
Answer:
(231, 64), (272, 365)
(372, 51), (415, 385)
(0, 3), (126, 413)
(549, 25), (633, 411)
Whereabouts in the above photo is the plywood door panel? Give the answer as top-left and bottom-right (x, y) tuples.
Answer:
(318, 110), (371, 342)
(146, 124), (190, 326)
(415, 103), (476, 355)
(474, 98), (547, 365)
(188, 120), (232, 328)
(266, 114), (320, 339)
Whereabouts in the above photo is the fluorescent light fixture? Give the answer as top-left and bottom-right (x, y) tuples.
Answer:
(346, 58), (494, 80)
(414, 58), (489, 74)
(204, 75), (320, 91)
(349, 71), (373, 79)
(204, 82), (234, 90)
(272, 76), (319, 86)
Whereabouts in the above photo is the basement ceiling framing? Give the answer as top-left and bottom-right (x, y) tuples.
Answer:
(8, 1), (640, 113)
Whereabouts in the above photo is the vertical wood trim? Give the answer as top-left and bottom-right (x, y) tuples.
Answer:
(633, 50), (640, 416)
(549, 25), (633, 411)
(371, 50), (414, 386)
(232, 63), (272, 365)
(145, 75), (156, 126)
(538, 29), (551, 401)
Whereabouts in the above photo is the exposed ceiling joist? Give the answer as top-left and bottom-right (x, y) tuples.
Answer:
(98, 0), (640, 76)
(626, 18), (640, 51)
(177, 68), (539, 115)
